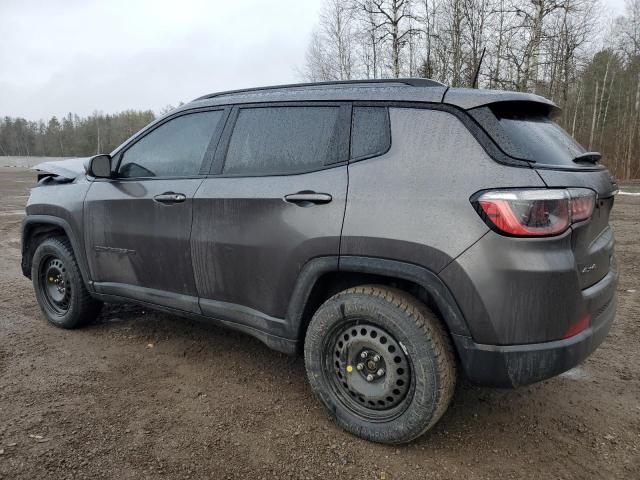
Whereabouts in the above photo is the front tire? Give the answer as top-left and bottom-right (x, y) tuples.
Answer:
(304, 285), (456, 444)
(31, 236), (102, 328)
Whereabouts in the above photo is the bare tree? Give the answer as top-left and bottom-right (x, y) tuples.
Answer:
(439, 0), (465, 85)
(357, 0), (420, 78)
(357, 1), (383, 78)
(303, 29), (333, 81)
(298, 0), (640, 179)
(551, 0), (598, 104)
(508, 0), (563, 91)
(617, 0), (640, 57)
(461, 0), (493, 86)
(418, 0), (439, 79)
(303, 0), (357, 81)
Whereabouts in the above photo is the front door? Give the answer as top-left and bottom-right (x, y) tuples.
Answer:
(191, 104), (350, 336)
(84, 109), (227, 313)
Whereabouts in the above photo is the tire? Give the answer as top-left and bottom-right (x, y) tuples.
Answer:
(31, 236), (102, 329)
(304, 285), (456, 444)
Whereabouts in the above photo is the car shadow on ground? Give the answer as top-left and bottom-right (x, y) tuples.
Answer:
(88, 303), (548, 447)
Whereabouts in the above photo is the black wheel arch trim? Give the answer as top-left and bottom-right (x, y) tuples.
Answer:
(22, 215), (94, 291)
(287, 255), (472, 340)
(286, 256), (340, 338)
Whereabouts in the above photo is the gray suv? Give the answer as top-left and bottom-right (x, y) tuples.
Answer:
(22, 79), (618, 444)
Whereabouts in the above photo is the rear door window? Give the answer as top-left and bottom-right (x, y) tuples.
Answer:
(223, 106), (342, 175)
(351, 107), (390, 160)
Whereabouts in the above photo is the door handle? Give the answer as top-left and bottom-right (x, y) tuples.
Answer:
(153, 192), (186, 204)
(284, 192), (332, 206)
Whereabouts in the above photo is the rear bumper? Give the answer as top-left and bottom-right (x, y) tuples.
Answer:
(452, 287), (616, 388)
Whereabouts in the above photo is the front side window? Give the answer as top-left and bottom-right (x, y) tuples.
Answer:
(223, 106), (341, 175)
(119, 110), (223, 178)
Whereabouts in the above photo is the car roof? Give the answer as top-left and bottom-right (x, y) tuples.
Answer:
(182, 78), (557, 112)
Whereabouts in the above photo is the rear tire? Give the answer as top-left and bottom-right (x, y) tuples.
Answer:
(304, 285), (456, 444)
(31, 236), (102, 328)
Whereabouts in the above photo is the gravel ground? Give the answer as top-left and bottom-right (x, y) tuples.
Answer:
(0, 167), (638, 479)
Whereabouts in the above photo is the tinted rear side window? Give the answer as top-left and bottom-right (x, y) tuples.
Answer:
(119, 110), (223, 178)
(223, 106), (341, 175)
(474, 103), (586, 166)
(351, 107), (390, 159)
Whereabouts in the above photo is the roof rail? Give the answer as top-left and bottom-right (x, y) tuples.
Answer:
(194, 78), (445, 101)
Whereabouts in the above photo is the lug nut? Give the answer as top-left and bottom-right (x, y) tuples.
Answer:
(366, 374), (374, 382)
(377, 368), (385, 376)
(373, 355), (381, 362)
(360, 351), (368, 359)
(356, 363), (364, 371)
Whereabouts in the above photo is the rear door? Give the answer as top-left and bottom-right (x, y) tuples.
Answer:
(191, 103), (350, 335)
(84, 109), (228, 312)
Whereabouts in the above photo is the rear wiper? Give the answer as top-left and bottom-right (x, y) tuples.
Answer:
(573, 152), (601, 164)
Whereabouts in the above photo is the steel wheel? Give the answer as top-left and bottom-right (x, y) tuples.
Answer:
(306, 285), (457, 443)
(39, 256), (71, 316)
(324, 321), (413, 421)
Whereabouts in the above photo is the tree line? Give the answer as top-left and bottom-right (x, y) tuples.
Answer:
(303, 0), (640, 179)
(0, 110), (156, 158)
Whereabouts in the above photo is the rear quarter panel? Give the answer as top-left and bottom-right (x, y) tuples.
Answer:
(341, 107), (544, 271)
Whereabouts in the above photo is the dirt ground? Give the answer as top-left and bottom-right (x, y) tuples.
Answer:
(0, 166), (638, 480)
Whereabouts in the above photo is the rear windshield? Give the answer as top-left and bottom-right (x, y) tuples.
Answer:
(474, 103), (587, 166)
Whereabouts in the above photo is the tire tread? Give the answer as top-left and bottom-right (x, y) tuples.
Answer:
(304, 284), (457, 443)
(32, 235), (102, 328)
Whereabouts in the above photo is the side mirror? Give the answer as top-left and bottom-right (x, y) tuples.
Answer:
(87, 154), (112, 178)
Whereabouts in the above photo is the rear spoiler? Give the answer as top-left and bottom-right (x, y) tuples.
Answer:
(443, 87), (558, 112)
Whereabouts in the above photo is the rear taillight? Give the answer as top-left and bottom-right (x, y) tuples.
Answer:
(568, 188), (596, 222)
(473, 188), (596, 237)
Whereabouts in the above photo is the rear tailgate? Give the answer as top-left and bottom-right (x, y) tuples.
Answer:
(462, 97), (618, 342)
(536, 168), (617, 289)
(468, 100), (618, 289)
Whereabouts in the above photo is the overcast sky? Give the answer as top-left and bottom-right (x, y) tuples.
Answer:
(0, 0), (628, 120)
